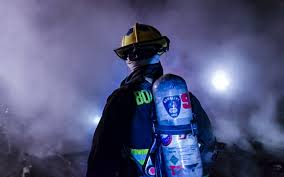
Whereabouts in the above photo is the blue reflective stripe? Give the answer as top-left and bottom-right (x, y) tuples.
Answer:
(132, 154), (147, 161)
(132, 155), (147, 165)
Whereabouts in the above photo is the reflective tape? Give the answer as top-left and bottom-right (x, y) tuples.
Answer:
(130, 148), (149, 165)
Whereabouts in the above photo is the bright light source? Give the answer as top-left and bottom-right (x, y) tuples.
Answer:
(92, 116), (101, 125)
(211, 70), (230, 92)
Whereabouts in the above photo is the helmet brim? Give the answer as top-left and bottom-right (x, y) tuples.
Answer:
(114, 36), (170, 60)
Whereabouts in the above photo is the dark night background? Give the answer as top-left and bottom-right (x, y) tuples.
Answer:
(0, 0), (283, 176)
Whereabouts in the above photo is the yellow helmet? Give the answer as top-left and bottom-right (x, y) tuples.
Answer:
(114, 23), (170, 60)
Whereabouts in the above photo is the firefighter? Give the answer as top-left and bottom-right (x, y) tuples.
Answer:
(86, 23), (216, 177)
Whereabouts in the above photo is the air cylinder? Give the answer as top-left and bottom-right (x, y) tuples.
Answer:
(152, 74), (203, 177)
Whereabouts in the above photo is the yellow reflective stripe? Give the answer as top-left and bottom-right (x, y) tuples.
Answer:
(137, 159), (145, 165)
(130, 149), (149, 155)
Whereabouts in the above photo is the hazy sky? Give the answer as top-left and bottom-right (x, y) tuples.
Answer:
(0, 0), (283, 157)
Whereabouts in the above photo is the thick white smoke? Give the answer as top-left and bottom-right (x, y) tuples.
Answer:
(0, 1), (283, 173)
(249, 95), (284, 150)
(138, 0), (284, 152)
(0, 0), (137, 156)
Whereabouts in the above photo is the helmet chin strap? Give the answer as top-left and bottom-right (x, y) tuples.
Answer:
(126, 54), (160, 72)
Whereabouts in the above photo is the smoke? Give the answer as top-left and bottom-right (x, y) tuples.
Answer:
(0, 0), (283, 175)
(124, 0), (284, 144)
(249, 96), (284, 150)
(0, 0), (138, 156)
(128, 1), (284, 176)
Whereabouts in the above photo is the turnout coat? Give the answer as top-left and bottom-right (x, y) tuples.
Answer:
(86, 64), (216, 177)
